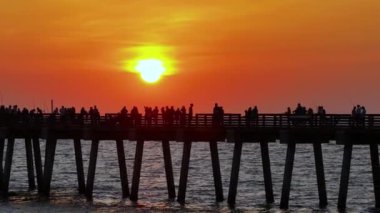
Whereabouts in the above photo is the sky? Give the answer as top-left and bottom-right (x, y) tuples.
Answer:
(0, 0), (379, 113)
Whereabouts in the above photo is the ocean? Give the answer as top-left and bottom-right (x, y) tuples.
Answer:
(0, 139), (377, 212)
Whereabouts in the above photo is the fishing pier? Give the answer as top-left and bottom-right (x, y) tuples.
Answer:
(0, 112), (379, 210)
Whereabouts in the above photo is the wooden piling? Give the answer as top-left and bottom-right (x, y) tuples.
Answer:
(370, 144), (380, 208)
(42, 138), (57, 196)
(32, 138), (43, 194)
(116, 139), (129, 198)
(73, 138), (86, 194)
(227, 140), (243, 206)
(177, 140), (192, 204)
(2, 138), (15, 197)
(162, 140), (176, 199)
(260, 141), (274, 203)
(280, 142), (296, 209)
(338, 143), (353, 210)
(24, 138), (36, 190)
(130, 140), (144, 201)
(85, 139), (99, 200)
(0, 138), (5, 189)
(209, 140), (224, 202)
(313, 143), (327, 208)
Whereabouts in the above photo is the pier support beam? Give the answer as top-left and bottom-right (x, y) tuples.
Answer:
(0, 138), (5, 189)
(209, 141), (224, 202)
(73, 138), (86, 194)
(280, 142), (296, 209)
(370, 144), (380, 208)
(32, 138), (43, 194)
(42, 138), (57, 196)
(86, 139), (99, 200)
(130, 140), (144, 201)
(116, 139), (129, 198)
(228, 140), (243, 206)
(177, 140), (192, 204)
(162, 140), (175, 199)
(25, 138), (36, 190)
(260, 141), (274, 203)
(2, 138), (15, 197)
(338, 143), (353, 210)
(313, 143), (327, 208)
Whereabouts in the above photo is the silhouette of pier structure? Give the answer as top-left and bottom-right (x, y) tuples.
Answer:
(0, 112), (380, 210)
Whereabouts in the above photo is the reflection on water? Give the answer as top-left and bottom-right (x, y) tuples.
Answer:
(0, 139), (377, 212)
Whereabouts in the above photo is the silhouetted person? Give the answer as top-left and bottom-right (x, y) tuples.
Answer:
(317, 106), (326, 125)
(153, 106), (159, 125)
(175, 108), (181, 125)
(180, 106), (186, 126)
(307, 108), (314, 126)
(252, 106), (259, 126)
(213, 103), (224, 126)
(245, 107), (252, 126)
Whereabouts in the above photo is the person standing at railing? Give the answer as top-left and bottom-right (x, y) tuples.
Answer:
(180, 106), (186, 126)
(359, 106), (367, 126)
(317, 106), (326, 126)
(252, 106), (258, 126)
(307, 107), (314, 126)
(352, 106), (357, 126)
(144, 107), (153, 126)
(79, 107), (87, 125)
(245, 107), (252, 127)
(175, 108), (181, 125)
(153, 106), (159, 125)
(212, 103), (224, 126)
(131, 106), (139, 126)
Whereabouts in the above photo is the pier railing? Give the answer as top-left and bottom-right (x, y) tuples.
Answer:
(1, 113), (380, 129)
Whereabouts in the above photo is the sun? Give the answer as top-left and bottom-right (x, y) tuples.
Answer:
(135, 59), (166, 83)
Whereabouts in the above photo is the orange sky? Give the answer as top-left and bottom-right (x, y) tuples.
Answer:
(0, 0), (379, 113)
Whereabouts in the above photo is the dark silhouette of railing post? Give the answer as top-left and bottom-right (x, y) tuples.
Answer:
(25, 138), (36, 190)
(130, 139), (144, 201)
(162, 140), (176, 199)
(116, 139), (129, 198)
(73, 138), (86, 194)
(177, 140), (192, 204)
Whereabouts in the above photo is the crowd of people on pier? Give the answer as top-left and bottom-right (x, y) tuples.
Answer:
(115, 104), (194, 127)
(0, 105), (44, 124)
(0, 103), (371, 127)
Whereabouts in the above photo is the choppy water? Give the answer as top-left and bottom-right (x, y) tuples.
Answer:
(0, 139), (378, 212)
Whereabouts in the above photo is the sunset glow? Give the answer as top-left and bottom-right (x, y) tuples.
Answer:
(0, 1), (379, 112)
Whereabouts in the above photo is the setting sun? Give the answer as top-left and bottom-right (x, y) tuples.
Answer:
(124, 45), (176, 84)
(135, 59), (166, 83)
